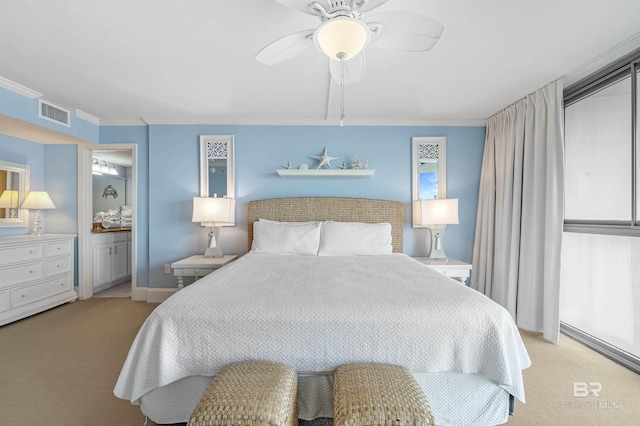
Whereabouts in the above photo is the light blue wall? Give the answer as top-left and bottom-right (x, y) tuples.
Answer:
(43, 144), (78, 234)
(144, 124), (485, 288)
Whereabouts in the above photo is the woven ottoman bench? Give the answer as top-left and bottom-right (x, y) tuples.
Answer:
(333, 363), (436, 426)
(188, 360), (298, 426)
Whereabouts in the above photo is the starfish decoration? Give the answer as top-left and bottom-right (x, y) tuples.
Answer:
(310, 147), (338, 170)
(282, 161), (294, 170)
(339, 162), (349, 170)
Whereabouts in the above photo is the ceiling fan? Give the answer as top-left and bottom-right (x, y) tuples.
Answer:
(255, 0), (445, 85)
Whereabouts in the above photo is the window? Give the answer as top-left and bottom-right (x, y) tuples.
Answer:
(565, 76), (631, 222)
(561, 48), (640, 374)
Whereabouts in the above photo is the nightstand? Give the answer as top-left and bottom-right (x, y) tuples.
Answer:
(413, 257), (472, 284)
(171, 254), (238, 289)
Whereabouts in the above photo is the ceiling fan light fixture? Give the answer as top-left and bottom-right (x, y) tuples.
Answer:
(314, 17), (370, 60)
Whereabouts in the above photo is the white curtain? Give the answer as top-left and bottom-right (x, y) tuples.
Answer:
(471, 80), (564, 343)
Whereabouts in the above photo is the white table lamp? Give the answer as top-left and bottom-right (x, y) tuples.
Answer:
(192, 195), (235, 258)
(21, 191), (56, 236)
(414, 198), (459, 260)
(0, 190), (19, 219)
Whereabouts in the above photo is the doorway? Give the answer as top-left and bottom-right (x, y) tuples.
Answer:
(77, 144), (139, 301)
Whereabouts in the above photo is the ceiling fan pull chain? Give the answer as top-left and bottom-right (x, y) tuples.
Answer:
(339, 52), (346, 127)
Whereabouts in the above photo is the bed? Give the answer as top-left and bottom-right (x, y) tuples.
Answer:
(114, 197), (530, 425)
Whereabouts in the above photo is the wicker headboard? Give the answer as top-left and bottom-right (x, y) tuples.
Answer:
(247, 197), (404, 253)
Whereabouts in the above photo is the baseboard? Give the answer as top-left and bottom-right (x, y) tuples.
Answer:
(146, 288), (178, 303)
(132, 286), (148, 302)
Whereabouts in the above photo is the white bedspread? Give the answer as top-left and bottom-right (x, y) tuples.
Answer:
(114, 253), (530, 405)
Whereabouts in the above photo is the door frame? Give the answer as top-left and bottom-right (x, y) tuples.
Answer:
(77, 144), (142, 300)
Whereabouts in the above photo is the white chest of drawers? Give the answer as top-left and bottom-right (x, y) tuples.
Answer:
(0, 234), (77, 326)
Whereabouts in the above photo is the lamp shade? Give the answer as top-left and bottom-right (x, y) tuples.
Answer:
(314, 17), (370, 60)
(0, 190), (19, 208)
(415, 198), (459, 226)
(21, 191), (56, 210)
(192, 196), (235, 226)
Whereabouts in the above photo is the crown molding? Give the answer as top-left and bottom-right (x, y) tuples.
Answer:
(75, 109), (100, 126)
(133, 117), (486, 127)
(0, 76), (42, 99)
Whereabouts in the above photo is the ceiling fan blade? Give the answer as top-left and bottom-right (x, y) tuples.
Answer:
(329, 52), (366, 85)
(366, 12), (445, 52)
(271, 0), (329, 16)
(353, 0), (390, 13)
(255, 30), (315, 65)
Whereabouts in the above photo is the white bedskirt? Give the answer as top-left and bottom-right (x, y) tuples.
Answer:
(139, 372), (511, 426)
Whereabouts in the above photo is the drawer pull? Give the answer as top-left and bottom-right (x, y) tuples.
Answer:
(109, 247), (112, 255)
(60, 282), (65, 286)
(57, 263), (61, 268)
(29, 249), (35, 254)
(115, 246), (118, 254)
(29, 269), (35, 273)
(194, 269), (200, 274)
(57, 245), (61, 250)
(21, 293), (26, 298)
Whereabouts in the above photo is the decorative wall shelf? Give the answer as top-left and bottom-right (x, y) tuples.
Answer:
(276, 169), (375, 178)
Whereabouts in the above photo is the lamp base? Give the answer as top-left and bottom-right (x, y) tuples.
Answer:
(203, 247), (223, 258)
(203, 226), (224, 258)
(427, 226), (448, 261)
(31, 209), (43, 236)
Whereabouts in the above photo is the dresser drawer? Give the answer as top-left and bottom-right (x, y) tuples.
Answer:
(0, 289), (9, 313)
(0, 262), (43, 288)
(11, 275), (72, 309)
(45, 240), (73, 257)
(45, 256), (72, 277)
(0, 244), (43, 266)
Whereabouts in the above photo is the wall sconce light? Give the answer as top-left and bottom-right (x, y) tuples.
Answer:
(92, 158), (102, 175)
(93, 158), (119, 176)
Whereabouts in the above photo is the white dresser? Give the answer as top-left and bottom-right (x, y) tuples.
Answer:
(0, 234), (77, 327)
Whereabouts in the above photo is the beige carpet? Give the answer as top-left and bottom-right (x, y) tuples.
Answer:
(0, 298), (638, 426)
(509, 330), (640, 425)
(0, 298), (155, 426)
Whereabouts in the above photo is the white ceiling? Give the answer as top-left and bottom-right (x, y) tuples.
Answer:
(0, 0), (639, 126)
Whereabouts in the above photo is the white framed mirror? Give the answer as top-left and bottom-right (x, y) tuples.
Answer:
(0, 159), (30, 228)
(411, 136), (446, 227)
(200, 135), (235, 199)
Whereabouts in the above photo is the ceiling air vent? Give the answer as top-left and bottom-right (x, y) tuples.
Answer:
(39, 99), (70, 127)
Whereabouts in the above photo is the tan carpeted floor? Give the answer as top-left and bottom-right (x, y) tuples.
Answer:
(0, 298), (638, 426)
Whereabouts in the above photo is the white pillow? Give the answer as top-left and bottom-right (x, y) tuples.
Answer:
(318, 221), (393, 256)
(252, 220), (321, 255)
